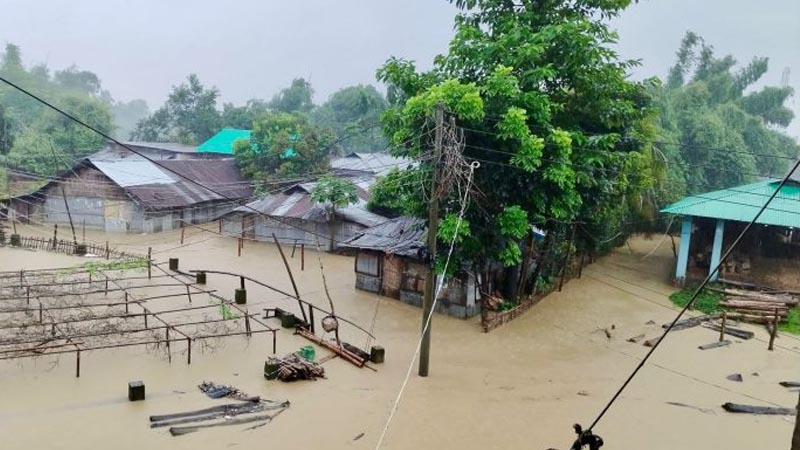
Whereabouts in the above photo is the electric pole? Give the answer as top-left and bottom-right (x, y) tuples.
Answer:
(419, 103), (443, 377)
(792, 390), (800, 449)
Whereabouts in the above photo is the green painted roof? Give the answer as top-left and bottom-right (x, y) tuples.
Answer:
(661, 180), (800, 228)
(197, 129), (251, 154)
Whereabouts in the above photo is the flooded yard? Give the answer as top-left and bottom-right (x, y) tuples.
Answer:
(0, 224), (797, 449)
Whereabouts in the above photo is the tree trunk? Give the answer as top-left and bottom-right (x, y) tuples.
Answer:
(328, 208), (336, 252)
(502, 264), (520, 301)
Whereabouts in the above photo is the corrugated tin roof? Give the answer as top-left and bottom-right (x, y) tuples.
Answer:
(331, 152), (413, 178)
(91, 159), (176, 187)
(196, 129), (251, 154)
(122, 141), (198, 153)
(231, 183), (385, 227)
(343, 216), (427, 258)
(660, 180), (800, 228)
(123, 159), (253, 209)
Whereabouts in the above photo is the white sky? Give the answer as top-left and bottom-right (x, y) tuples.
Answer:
(1, 0), (797, 135)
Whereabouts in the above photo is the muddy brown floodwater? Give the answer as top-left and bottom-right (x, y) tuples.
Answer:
(0, 224), (798, 449)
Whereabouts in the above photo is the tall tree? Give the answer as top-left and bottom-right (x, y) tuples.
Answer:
(310, 175), (359, 250)
(233, 112), (336, 187)
(313, 84), (388, 153)
(373, 0), (658, 299)
(654, 32), (799, 196)
(268, 78), (314, 114)
(132, 74), (221, 144)
(0, 43), (114, 175)
(220, 99), (270, 130)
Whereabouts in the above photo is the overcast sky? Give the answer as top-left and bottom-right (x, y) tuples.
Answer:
(1, 0), (798, 135)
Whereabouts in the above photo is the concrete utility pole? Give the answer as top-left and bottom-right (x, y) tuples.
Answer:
(418, 103), (444, 377)
(792, 391), (800, 449)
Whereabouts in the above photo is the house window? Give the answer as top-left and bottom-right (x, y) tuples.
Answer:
(356, 252), (380, 276)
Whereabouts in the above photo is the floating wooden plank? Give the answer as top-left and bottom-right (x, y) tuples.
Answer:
(169, 408), (288, 436)
(698, 340), (731, 350)
(722, 403), (795, 415)
(150, 401), (262, 422)
(703, 323), (755, 340)
(663, 314), (721, 331)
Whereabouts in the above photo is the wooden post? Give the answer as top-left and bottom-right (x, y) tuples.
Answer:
(219, 219), (223, 234)
(76, 349), (81, 378)
(105, 241), (110, 260)
(39, 303), (42, 323)
(19, 269), (22, 288)
(769, 308), (779, 351)
(147, 247), (152, 279)
(578, 253), (585, 279)
(105, 279), (108, 295)
(308, 304), (315, 333)
(186, 285), (192, 303)
(53, 224), (57, 250)
(245, 314), (252, 337)
(291, 239), (298, 258)
(125, 292), (129, 314)
(272, 233), (307, 323)
(82, 219), (85, 243)
(187, 337), (192, 365)
(720, 311), (727, 342)
(272, 330), (277, 354)
(180, 226), (185, 245)
(144, 312), (148, 329)
(301, 244), (305, 271)
(61, 186), (78, 248)
(792, 390), (800, 450)
(26, 286), (30, 305)
(558, 224), (577, 292)
(238, 238), (242, 257)
(166, 327), (171, 363)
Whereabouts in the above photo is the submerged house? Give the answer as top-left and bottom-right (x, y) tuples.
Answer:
(343, 217), (481, 318)
(220, 182), (386, 248)
(5, 154), (252, 232)
(662, 175), (800, 290)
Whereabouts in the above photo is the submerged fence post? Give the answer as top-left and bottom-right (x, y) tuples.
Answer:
(76, 349), (81, 378)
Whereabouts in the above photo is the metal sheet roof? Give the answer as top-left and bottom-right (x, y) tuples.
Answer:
(331, 152), (413, 178)
(91, 159), (176, 187)
(343, 216), (427, 258)
(231, 183), (385, 227)
(196, 129), (251, 154)
(660, 180), (800, 228)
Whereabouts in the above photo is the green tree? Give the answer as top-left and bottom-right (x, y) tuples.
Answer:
(310, 175), (359, 251)
(233, 112), (336, 187)
(313, 84), (388, 153)
(372, 0), (658, 300)
(0, 43), (114, 175)
(132, 74), (221, 144)
(268, 78), (314, 114)
(654, 32), (799, 196)
(220, 99), (270, 129)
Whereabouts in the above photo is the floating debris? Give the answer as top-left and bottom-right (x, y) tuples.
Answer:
(265, 354), (325, 382)
(198, 381), (255, 401)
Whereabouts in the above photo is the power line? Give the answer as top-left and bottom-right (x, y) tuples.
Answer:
(583, 156), (800, 435)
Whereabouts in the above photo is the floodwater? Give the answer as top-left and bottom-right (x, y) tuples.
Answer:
(0, 224), (798, 449)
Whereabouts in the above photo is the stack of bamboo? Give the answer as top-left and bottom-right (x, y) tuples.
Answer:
(720, 288), (798, 324)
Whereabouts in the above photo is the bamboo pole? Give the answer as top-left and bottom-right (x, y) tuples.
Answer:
(720, 311), (727, 342)
(271, 233), (307, 323)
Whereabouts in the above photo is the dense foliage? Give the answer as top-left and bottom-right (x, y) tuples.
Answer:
(312, 85), (388, 153)
(652, 32), (799, 199)
(0, 44), (115, 176)
(233, 112), (337, 186)
(371, 0), (660, 298)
